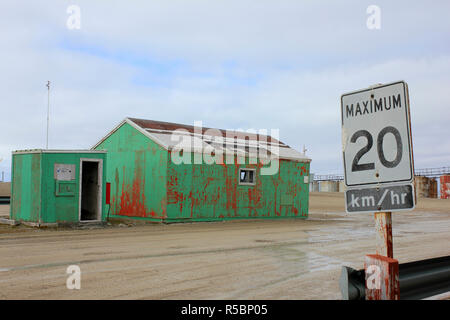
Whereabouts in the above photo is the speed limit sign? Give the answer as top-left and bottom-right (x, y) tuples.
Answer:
(341, 81), (415, 213)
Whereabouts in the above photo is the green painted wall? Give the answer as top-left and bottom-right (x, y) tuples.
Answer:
(95, 123), (168, 220)
(10, 151), (106, 224)
(10, 153), (42, 222)
(166, 153), (310, 221)
(41, 153), (107, 223)
(95, 122), (310, 222)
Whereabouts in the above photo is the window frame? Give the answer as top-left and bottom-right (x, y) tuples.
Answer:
(238, 168), (256, 186)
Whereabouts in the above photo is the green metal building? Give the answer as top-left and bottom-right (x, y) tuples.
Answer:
(10, 150), (107, 225)
(93, 118), (311, 222)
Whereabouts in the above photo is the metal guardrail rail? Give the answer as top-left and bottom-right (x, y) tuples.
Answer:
(314, 166), (450, 181)
(340, 255), (450, 300)
(0, 196), (10, 204)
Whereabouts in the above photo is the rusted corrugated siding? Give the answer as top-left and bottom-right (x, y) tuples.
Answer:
(95, 120), (310, 222)
(95, 122), (168, 220)
(166, 154), (309, 221)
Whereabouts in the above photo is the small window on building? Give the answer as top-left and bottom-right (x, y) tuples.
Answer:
(239, 168), (256, 185)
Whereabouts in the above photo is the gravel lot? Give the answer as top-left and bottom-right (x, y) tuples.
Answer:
(0, 192), (448, 299)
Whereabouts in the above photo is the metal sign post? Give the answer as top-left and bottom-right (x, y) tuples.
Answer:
(341, 81), (415, 300)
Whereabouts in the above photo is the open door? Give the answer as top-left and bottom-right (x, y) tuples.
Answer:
(79, 159), (102, 221)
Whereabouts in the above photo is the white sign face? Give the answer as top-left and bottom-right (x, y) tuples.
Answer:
(341, 81), (414, 187)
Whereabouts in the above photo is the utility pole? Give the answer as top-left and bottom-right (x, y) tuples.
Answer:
(46, 81), (50, 149)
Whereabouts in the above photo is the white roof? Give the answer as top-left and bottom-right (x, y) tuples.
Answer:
(93, 118), (311, 163)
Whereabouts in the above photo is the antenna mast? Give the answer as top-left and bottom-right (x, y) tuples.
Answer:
(46, 81), (50, 149)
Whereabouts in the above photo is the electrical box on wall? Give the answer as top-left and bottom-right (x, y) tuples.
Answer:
(54, 163), (76, 181)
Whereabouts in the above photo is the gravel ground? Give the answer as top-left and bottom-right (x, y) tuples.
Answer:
(0, 192), (448, 299)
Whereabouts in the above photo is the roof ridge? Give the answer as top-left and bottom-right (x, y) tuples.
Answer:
(127, 117), (287, 146)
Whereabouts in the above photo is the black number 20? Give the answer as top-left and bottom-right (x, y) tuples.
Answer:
(351, 126), (403, 172)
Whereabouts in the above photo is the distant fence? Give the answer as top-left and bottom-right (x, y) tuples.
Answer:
(313, 174), (344, 182)
(313, 166), (450, 182)
(414, 166), (450, 177)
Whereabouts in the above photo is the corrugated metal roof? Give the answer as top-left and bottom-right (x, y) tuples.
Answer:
(93, 117), (311, 162)
(128, 117), (284, 145)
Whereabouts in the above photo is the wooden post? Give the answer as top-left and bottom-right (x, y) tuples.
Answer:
(365, 211), (399, 300)
(374, 211), (393, 258)
(365, 254), (400, 300)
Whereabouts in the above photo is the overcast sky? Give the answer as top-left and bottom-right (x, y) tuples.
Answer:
(1, 0), (450, 180)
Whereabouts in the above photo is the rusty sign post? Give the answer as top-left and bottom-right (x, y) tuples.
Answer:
(374, 211), (393, 258)
(366, 211), (400, 300)
(364, 253), (400, 300)
(341, 81), (415, 300)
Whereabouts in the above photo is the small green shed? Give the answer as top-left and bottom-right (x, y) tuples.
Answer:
(10, 150), (107, 225)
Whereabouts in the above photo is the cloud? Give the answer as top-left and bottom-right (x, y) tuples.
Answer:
(0, 0), (449, 180)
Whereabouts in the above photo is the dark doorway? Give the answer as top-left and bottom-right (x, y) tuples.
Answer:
(80, 161), (100, 221)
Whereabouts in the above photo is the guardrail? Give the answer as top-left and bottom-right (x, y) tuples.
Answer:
(340, 255), (450, 300)
(0, 196), (10, 204)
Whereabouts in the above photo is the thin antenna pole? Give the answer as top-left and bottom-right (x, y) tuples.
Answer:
(46, 81), (50, 149)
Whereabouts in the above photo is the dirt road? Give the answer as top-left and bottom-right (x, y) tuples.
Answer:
(0, 192), (449, 299)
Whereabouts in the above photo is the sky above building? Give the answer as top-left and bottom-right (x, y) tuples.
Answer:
(1, 1), (449, 180)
